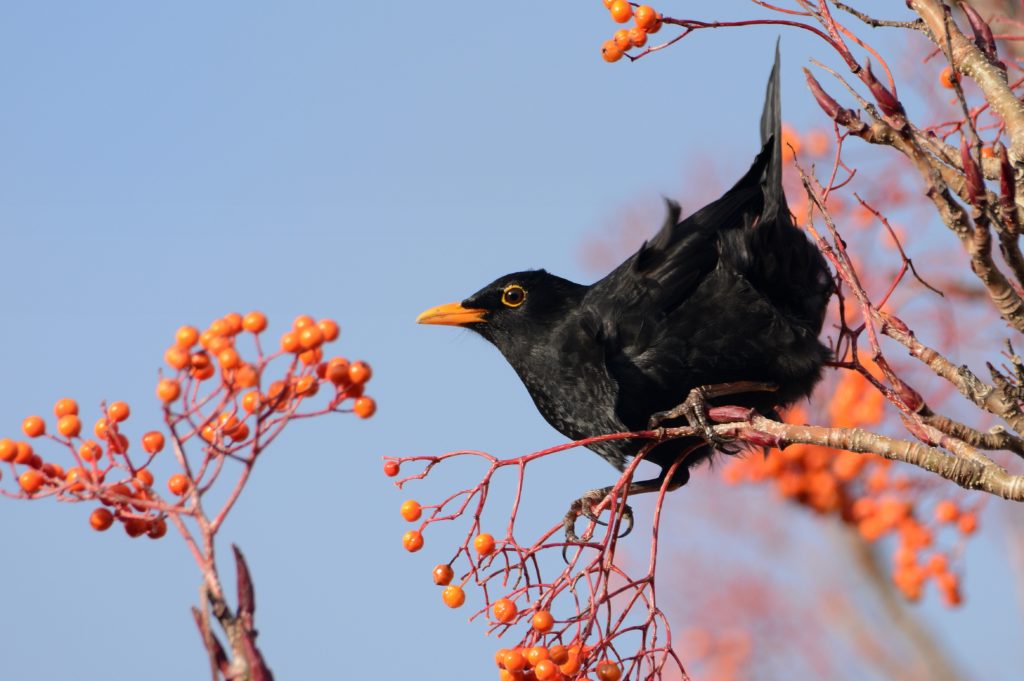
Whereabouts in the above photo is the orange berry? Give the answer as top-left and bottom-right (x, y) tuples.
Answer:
(218, 347), (241, 370)
(981, 146), (995, 159)
(474, 532), (496, 556)
(124, 518), (148, 538)
(400, 499), (422, 522)
(326, 358), (351, 385)
(498, 669), (520, 681)
(403, 530), (424, 552)
(280, 331), (301, 353)
(525, 647), (550, 667)
(532, 610), (554, 632)
(134, 468), (154, 487)
(548, 645), (569, 666)
(242, 391), (261, 413)
(228, 422), (250, 442)
(13, 441), (33, 464)
(207, 335), (232, 355)
(534, 660), (557, 680)
(79, 440), (102, 463)
(27, 453), (42, 469)
(317, 319), (340, 342)
(299, 326), (324, 351)
(108, 401), (130, 423)
(353, 396), (377, 419)
(433, 564), (454, 586)
(243, 311), (268, 334)
(957, 512), (978, 535)
(90, 507), (114, 531)
(442, 585), (465, 608)
(298, 347), (321, 366)
(927, 553), (949, 574)
(293, 315), (316, 330)
(493, 598), (517, 624)
(147, 517), (168, 539)
(168, 473), (190, 496)
(41, 462), (63, 479)
(22, 416), (45, 438)
(191, 353), (215, 380)
(613, 29), (632, 51)
(601, 39), (623, 63)
(199, 329), (216, 350)
(349, 361), (372, 385)
(596, 661), (622, 681)
(209, 318), (232, 337)
(602, 0), (614, 7)
(502, 649), (526, 671)
(110, 432), (129, 454)
(558, 649), (582, 676)
(176, 325), (199, 347)
(647, 15), (662, 33)
(165, 345), (190, 370)
(384, 461), (400, 477)
(201, 424), (217, 443)
(265, 380), (291, 408)
(934, 499), (959, 523)
(65, 467), (89, 492)
(141, 431), (165, 454)
(223, 312), (243, 334)
(0, 438), (16, 462)
(294, 375), (318, 397)
(939, 66), (957, 89)
(157, 378), (182, 403)
(628, 26), (647, 48)
(634, 4), (657, 29)
(234, 364), (259, 389)
(54, 398), (79, 418)
(57, 415), (82, 438)
(19, 469), (44, 493)
(609, 0), (632, 23)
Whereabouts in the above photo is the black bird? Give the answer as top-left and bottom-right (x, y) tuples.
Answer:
(417, 48), (832, 537)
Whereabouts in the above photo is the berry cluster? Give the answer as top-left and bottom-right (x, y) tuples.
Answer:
(1, 311), (375, 541)
(600, 3), (663, 63)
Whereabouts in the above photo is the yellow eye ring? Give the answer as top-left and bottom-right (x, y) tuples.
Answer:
(501, 284), (527, 308)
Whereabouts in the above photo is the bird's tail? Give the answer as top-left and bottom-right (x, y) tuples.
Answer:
(758, 40), (787, 223)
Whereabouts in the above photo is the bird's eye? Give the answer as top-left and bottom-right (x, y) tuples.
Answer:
(501, 284), (527, 308)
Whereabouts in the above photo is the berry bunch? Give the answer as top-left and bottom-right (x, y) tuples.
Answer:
(599, 3), (663, 63)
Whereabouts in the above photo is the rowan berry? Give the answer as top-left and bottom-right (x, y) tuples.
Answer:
(532, 610), (554, 632)
(242, 391), (261, 413)
(609, 0), (632, 23)
(433, 564), (454, 586)
(613, 29), (631, 51)
(57, 415), (82, 438)
(22, 416), (45, 438)
(596, 661), (622, 681)
(243, 311), (268, 333)
(168, 473), (190, 496)
(384, 461), (400, 477)
(326, 358), (351, 385)
(934, 500), (959, 523)
(165, 345), (190, 370)
(317, 319), (339, 342)
(19, 469), (44, 493)
(548, 645), (569, 665)
(634, 5), (658, 29)
(135, 468), (154, 487)
(502, 649), (526, 671)
(223, 312), (243, 334)
(939, 66), (957, 89)
(218, 347), (241, 370)
(13, 441), (33, 464)
(602, 40), (623, 63)
(401, 499), (422, 522)
(79, 440), (102, 462)
(293, 315), (316, 330)
(209, 318), (232, 337)
(148, 517), (168, 539)
(0, 438), (17, 462)
(90, 508), (114, 531)
(957, 512), (978, 535)
(442, 585), (465, 608)
(628, 27), (647, 48)
(349, 361), (372, 385)
(176, 325), (199, 347)
(474, 532), (496, 556)
(142, 431), (165, 454)
(54, 398), (79, 418)
(534, 660), (557, 680)
(299, 326), (323, 351)
(403, 530), (424, 552)
(298, 348), (322, 366)
(525, 647), (549, 666)
(353, 396), (376, 418)
(493, 598), (517, 623)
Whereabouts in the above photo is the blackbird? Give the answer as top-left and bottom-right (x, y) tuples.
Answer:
(417, 47), (832, 538)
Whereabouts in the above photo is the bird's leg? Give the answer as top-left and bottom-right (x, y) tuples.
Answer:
(648, 381), (778, 446)
(562, 470), (689, 552)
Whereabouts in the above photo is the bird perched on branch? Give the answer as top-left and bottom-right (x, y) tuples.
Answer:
(418, 46), (832, 539)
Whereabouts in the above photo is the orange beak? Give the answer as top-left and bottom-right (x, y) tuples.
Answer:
(416, 302), (488, 326)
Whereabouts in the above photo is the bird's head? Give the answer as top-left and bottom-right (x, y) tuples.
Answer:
(416, 269), (586, 351)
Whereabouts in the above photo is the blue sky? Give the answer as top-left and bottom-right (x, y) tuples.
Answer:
(1, 3), (1021, 680)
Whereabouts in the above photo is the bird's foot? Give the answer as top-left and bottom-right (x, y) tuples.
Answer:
(562, 488), (633, 554)
(648, 381), (778, 447)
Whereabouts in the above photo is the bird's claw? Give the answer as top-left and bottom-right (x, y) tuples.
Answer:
(649, 385), (732, 447)
(562, 489), (634, 562)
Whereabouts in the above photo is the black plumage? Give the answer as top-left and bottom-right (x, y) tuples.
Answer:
(418, 48), (832, 511)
